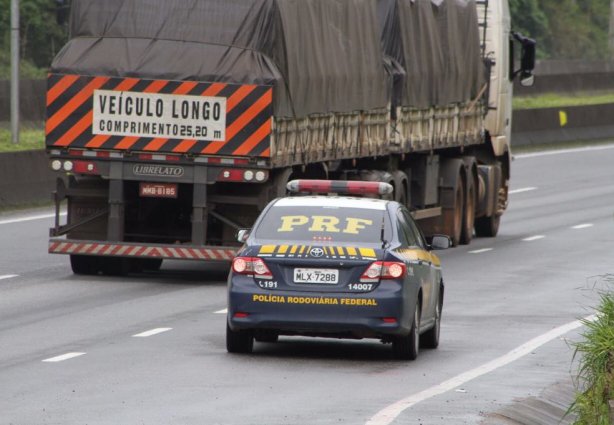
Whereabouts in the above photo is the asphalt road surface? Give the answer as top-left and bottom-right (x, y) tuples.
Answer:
(1, 145), (613, 425)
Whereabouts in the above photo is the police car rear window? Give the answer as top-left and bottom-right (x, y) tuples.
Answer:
(254, 205), (389, 244)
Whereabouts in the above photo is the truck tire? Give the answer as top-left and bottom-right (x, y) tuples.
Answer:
(475, 214), (500, 237)
(475, 164), (502, 237)
(100, 257), (130, 276)
(226, 322), (254, 354)
(391, 170), (409, 207)
(460, 176), (476, 245)
(70, 255), (99, 275)
(392, 300), (420, 360)
(441, 173), (464, 246)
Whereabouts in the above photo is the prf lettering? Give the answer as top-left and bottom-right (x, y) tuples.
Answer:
(277, 215), (373, 234)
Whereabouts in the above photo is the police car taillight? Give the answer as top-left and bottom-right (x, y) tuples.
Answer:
(232, 257), (273, 279)
(360, 261), (406, 282)
(286, 180), (393, 196)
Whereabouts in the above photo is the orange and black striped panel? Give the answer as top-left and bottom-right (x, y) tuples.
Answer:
(45, 74), (273, 158)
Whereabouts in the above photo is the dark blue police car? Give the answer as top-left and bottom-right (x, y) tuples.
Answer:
(226, 180), (450, 360)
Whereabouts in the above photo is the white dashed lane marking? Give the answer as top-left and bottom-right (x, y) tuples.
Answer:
(523, 235), (545, 242)
(42, 352), (86, 363)
(572, 223), (594, 230)
(468, 248), (493, 254)
(214, 308), (228, 314)
(132, 328), (172, 338)
(0, 274), (18, 281)
(508, 187), (537, 195)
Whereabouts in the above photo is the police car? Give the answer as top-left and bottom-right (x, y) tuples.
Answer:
(226, 180), (450, 360)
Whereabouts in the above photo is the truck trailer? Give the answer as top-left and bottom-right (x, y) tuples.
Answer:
(46, 0), (535, 275)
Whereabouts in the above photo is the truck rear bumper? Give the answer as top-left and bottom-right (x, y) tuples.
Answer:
(48, 238), (237, 261)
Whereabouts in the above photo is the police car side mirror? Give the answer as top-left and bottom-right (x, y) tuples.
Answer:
(236, 229), (250, 243)
(430, 235), (451, 250)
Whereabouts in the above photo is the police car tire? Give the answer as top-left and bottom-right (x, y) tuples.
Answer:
(254, 331), (279, 343)
(421, 292), (442, 349)
(392, 303), (420, 360)
(226, 322), (254, 354)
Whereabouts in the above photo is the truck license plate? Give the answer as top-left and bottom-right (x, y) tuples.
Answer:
(294, 268), (339, 284)
(139, 183), (178, 198)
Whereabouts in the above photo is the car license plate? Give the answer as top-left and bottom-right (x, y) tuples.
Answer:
(139, 183), (178, 198)
(294, 268), (339, 284)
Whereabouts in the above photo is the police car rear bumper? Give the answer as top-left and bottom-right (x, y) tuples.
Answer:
(227, 285), (416, 338)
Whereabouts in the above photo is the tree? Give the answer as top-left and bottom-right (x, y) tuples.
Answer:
(0, 0), (68, 78)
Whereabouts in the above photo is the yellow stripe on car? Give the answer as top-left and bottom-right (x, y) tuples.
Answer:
(259, 245), (276, 254)
(359, 247), (376, 258)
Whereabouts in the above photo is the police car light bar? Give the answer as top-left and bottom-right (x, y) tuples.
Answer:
(286, 180), (393, 196)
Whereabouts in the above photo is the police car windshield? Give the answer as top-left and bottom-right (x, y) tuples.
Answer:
(254, 204), (389, 245)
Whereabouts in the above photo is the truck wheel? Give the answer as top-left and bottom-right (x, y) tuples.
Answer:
(226, 322), (254, 354)
(475, 214), (500, 237)
(460, 176), (476, 245)
(70, 255), (99, 275)
(391, 170), (409, 207)
(442, 173), (464, 246)
(421, 288), (443, 349)
(392, 301), (420, 360)
(475, 163), (502, 237)
(140, 259), (163, 271)
(100, 257), (130, 276)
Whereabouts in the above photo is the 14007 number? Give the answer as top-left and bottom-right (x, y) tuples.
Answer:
(348, 283), (374, 291)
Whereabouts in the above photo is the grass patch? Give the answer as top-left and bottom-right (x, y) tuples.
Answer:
(569, 276), (614, 425)
(0, 122), (45, 152)
(514, 92), (614, 110)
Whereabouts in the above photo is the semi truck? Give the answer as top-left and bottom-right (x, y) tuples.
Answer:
(46, 0), (535, 275)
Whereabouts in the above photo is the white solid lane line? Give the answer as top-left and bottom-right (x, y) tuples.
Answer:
(468, 248), (493, 254)
(0, 212), (66, 226)
(42, 352), (86, 363)
(365, 314), (597, 425)
(0, 274), (18, 281)
(572, 223), (594, 230)
(523, 235), (545, 242)
(508, 187), (537, 195)
(515, 144), (614, 159)
(132, 328), (172, 338)
(214, 308), (228, 314)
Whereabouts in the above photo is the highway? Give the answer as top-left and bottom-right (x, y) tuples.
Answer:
(0, 145), (612, 424)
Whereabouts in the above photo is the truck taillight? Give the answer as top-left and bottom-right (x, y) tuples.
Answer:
(232, 257), (273, 279)
(360, 261), (406, 282)
(73, 160), (98, 174)
(286, 180), (393, 196)
(218, 169), (269, 183)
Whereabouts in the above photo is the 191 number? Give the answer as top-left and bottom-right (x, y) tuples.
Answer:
(258, 281), (278, 289)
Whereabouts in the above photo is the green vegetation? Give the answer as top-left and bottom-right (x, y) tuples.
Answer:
(570, 280), (614, 425)
(0, 123), (44, 152)
(0, 0), (68, 79)
(510, 0), (611, 60)
(513, 92), (614, 110)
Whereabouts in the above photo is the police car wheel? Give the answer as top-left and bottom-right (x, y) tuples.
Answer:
(226, 322), (254, 354)
(254, 330), (279, 343)
(392, 302), (420, 360)
(421, 292), (442, 349)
